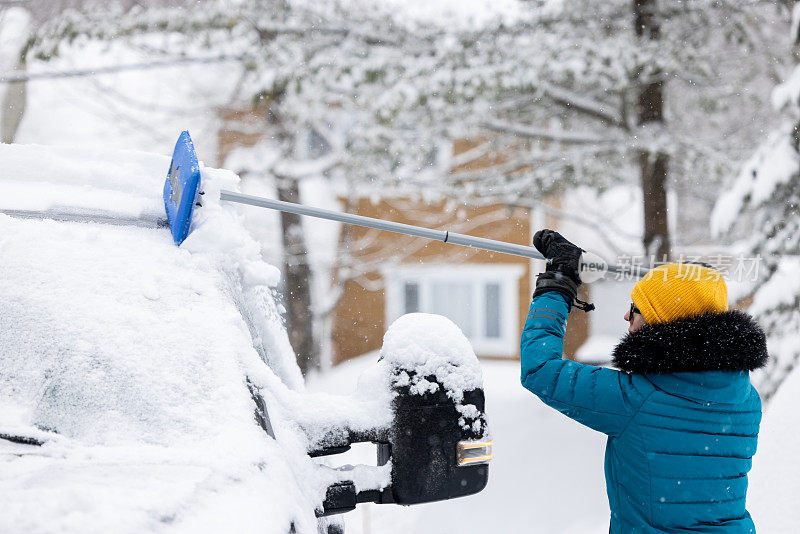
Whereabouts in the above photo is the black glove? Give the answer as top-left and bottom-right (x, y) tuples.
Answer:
(532, 229), (594, 311)
(533, 229), (583, 284)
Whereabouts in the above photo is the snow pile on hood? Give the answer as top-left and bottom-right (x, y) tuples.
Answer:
(0, 144), (166, 218)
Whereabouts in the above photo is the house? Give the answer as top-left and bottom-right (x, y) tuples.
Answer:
(328, 195), (600, 363)
(327, 137), (646, 365)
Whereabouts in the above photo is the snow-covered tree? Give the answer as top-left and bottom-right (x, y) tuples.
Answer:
(1, 0), (191, 143)
(712, 2), (800, 400)
(412, 0), (780, 260)
(21, 0), (783, 373)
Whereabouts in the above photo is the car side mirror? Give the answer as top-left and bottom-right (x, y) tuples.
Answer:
(310, 313), (491, 517)
(314, 367), (490, 515)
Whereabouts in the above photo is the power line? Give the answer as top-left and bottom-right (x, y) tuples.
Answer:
(0, 54), (245, 83)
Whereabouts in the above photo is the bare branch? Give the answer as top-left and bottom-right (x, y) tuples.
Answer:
(449, 139), (496, 168)
(255, 24), (401, 47)
(480, 120), (618, 145)
(1, 54), (243, 84)
(537, 83), (626, 128)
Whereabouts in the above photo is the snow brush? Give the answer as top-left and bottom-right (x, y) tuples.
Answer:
(163, 131), (639, 282)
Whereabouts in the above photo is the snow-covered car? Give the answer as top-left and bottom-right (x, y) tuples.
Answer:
(0, 144), (490, 534)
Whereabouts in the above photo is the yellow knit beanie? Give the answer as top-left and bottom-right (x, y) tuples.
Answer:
(631, 263), (728, 324)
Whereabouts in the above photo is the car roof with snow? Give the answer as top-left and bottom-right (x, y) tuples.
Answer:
(0, 143), (351, 533)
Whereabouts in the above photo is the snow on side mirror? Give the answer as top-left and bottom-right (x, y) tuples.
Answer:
(314, 313), (490, 515)
(378, 313), (490, 504)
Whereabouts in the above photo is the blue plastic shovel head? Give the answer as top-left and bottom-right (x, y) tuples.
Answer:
(163, 131), (202, 245)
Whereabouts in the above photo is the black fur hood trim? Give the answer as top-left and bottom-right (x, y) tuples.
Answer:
(611, 310), (768, 374)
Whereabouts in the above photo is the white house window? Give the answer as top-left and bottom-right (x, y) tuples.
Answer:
(431, 281), (475, 337)
(385, 264), (524, 356)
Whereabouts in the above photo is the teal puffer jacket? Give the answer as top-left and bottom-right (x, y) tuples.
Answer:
(520, 292), (768, 533)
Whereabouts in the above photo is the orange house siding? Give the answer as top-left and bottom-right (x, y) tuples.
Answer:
(217, 107), (268, 165)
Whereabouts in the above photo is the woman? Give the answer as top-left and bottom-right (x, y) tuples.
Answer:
(521, 230), (768, 533)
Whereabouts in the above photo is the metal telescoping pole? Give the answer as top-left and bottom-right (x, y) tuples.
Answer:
(219, 190), (645, 278)
(221, 190), (545, 259)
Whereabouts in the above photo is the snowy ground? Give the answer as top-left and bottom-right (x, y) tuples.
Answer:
(309, 357), (610, 534)
(748, 363), (800, 532)
(312, 353), (800, 533)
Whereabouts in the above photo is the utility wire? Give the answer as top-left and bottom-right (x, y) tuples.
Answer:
(0, 54), (246, 83)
